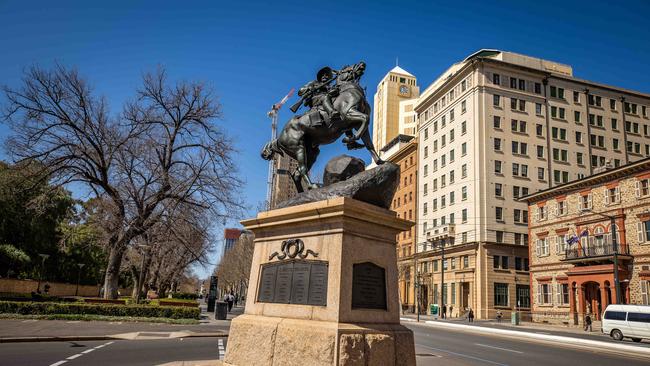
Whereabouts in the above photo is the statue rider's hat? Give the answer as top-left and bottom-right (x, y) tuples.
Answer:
(316, 66), (334, 81)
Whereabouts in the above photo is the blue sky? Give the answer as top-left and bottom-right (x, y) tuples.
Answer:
(2, 0), (650, 273)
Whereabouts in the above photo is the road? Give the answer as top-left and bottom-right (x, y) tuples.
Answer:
(0, 337), (227, 366)
(406, 322), (650, 366)
(1, 323), (649, 365)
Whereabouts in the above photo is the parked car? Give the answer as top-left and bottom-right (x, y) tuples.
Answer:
(602, 304), (650, 342)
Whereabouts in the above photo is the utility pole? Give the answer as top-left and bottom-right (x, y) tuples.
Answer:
(266, 88), (294, 210)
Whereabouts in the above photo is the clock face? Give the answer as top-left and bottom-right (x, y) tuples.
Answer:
(400, 85), (409, 95)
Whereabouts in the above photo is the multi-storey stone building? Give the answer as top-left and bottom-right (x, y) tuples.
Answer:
(373, 66), (420, 151)
(379, 134), (418, 312)
(412, 49), (650, 319)
(522, 158), (650, 326)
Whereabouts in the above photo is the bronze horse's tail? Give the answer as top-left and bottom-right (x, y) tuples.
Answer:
(261, 139), (283, 161)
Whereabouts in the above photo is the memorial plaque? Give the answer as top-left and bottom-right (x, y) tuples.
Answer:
(351, 262), (387, 310)
(274, 262), (294, 303)
(291, 262), (311, 304)
(307, 262), (328, 305)
(257, 264), (278, 303)
(256, 260), (328, 306)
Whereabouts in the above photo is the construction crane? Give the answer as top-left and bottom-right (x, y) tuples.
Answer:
(266, 88), (294, 210)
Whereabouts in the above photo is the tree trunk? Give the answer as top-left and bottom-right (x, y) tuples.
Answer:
(103, 245), (125, 299)
(130, 265), (140, 300)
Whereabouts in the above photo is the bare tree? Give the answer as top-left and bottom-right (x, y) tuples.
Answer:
(214, 231), (254, 298)
(3, 65), (243, 298)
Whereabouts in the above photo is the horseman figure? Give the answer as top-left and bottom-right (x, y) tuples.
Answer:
(262, 62), (384, 193)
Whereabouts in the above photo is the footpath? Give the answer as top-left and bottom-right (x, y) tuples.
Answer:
(400, 313), (650, 358)
(0, 302), (242, 343)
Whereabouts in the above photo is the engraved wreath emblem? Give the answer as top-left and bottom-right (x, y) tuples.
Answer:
(269, 239), (319, 260)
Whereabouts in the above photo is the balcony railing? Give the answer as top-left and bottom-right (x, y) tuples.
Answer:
(564, 241), (630, 260)
(426, 224), (456, 241)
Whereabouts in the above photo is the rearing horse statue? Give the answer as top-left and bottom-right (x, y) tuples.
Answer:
(261, 61), (384, 193)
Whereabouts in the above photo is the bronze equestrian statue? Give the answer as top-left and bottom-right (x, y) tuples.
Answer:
(261, 61), (384, 192)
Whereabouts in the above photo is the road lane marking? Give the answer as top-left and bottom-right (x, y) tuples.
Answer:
(21, 319), (38, 323)
(66, 354), (82, 360)
(218, 338), (226, 359)
(416, 344), (509, 366)
(81, 349), (95, 354)
(49, 361), (67, 366)
(475, 343), (524, 354)
(50, 340), (114, 366)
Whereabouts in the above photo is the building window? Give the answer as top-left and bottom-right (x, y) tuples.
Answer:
(493, 95), (501, 107)
(536, 206), (547, 221)
(642, 280), (649, 305)
(494, 283), (509, 307)
(537, 145), (544, 159)
(534, 83), (541, 94)
(573, 91), (580, 103)
(462, 164), (467, 178)
(495, 207), (504, 222)
(461, 121), (467, 134)
(462, 186), (467, 201)
(494, 138), (502, 152)
(574, 111), (581, 123)
(515, 257), (522, 270)
(495, 183), (503, 197)
(538, 167), (545, 180)
(517, 285), (530, 308)
(535, 103), (542, 115)
(514, 209), (528, 224)
(462, 208), (468, 223)
(638, 220), (650, 243)
(556, 200), (566, 216)
(496, 231), (504, 243)
(588, 94), (602, 107)
(575, 131), (583, 144)
(605, 186), (621, 205)
(536, 238), (549, 256)
(493, 73), (500, 85)
(556, 283), (569, 305)
(636, 179), (650, 198)
(493, 255), (500, 268)
(493, 116), (501, 129)
(537, 283), (552, 305)
(501, 256), (509, 269)
(495, 161), (502, 174)
(580, 194), (592, 211)
(462, 142), (467, 156)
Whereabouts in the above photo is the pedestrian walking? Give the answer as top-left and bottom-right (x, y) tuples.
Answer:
(227, 291), (235, 312)
(584, 314), (592, 332)
(442, 305), (447, 319)
(468, 308), (474, 323)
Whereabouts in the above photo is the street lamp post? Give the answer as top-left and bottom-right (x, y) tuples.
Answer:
(36, 253), (50, 293)
(427, 237), (445, 319)
(586, 210), (622, 304)
(75, 263), (86, 296)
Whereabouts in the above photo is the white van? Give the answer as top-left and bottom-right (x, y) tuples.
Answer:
(602, 304), (650, 342)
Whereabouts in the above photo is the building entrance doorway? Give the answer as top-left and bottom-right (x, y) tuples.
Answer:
(419, 285), (429, 314)
(460, 282), (470, 311)
(584, 281), (602, 320)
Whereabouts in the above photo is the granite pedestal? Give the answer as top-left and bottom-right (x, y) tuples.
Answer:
(223, 197), (416, 366)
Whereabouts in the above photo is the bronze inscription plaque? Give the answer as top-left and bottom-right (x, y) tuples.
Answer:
(351, 262), (387, 310)
(257, 260), (328, 306)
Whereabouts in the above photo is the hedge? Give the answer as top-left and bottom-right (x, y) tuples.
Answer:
(171, 292), (199, 300)
(0, 301), (200, 319)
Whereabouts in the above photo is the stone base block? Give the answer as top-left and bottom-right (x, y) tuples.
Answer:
(224, 315), (415, 366)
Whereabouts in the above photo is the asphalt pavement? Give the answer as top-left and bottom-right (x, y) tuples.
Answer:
(406, 322), (650, 366)
(0, 337), (227, 366)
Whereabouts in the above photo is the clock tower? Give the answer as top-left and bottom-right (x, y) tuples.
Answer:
(372, 65), (419, 151)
